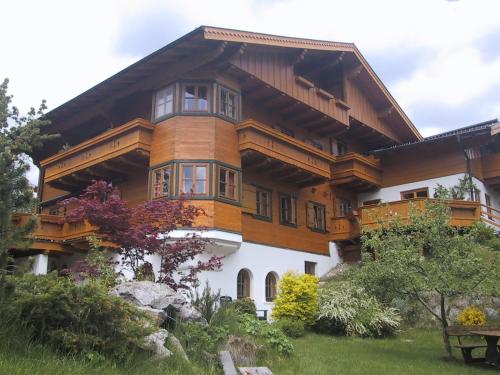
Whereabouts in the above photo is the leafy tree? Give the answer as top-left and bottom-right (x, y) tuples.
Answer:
(357, 200), (499, 358)
(433, 174), (477, 200)
(0, 78), (56, 300)
(60, 180), (222, 290)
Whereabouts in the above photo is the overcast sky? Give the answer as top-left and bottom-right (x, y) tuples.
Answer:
(2, 0), (500, 183)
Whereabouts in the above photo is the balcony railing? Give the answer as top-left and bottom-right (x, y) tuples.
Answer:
(236, 119), (335, 185)
(361, 198), (480, 230)
(12, 213), (98, 252)
(40, 118), (154, 190)
(331, 152), (382, 191)
(330, 199), (481, 241)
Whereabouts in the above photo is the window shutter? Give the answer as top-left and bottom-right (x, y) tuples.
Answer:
(306, 202), (315, 228)
(242, 184), (257, 214)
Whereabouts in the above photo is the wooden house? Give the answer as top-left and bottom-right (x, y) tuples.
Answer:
(12, 27), (500, 312)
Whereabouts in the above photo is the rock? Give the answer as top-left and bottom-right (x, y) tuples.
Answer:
(144, 329), (172, 359)
(168, 334), (189, 362)
(484, 307), (499, 320)
(219, 350), (238, 375)
(110, 281), (177, 306)
(110, 281), (207, 324)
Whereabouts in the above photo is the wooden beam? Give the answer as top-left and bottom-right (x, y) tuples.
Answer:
(345, 64), (364, 79)
(291, 49), (308, 65)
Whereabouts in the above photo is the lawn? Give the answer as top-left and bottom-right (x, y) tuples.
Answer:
(259, 329), (494, 375)
(0, 328), (494, 374)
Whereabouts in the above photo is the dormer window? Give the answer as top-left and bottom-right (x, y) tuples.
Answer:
(183, 84), (209, 112)
(154, 85), (174, 120)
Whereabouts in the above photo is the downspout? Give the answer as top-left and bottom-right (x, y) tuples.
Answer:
(456, 134), (474, 201)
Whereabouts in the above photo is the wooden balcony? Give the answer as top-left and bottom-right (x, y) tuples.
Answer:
(330, 199), (481, 241)
(330, 216), (360, 241)
(331, 152), (382, 191)
(12, 213), (98, 253)
(236, 119), (336, 187)
(361, 199), (481, 230)
(482, 153), (500, 191)
(40, 118), (154, 191)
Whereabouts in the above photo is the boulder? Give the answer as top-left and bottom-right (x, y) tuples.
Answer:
(110, 281), (207, 325)
(144, 329), (172, 359)
(168, 334), (189, 361)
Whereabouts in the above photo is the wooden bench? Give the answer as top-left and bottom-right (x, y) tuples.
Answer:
(446, 326), (488, 364)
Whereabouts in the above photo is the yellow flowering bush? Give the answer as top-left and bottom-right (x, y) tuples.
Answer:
(272, 271), (319, 326)
(457, 306), (486, 326)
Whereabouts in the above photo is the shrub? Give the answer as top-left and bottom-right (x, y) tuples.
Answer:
(231, 297), (256, 316)
(272, 271), (319, 326)
(316, 281), (400, 337)
(457, 306), (486, 326)
(275, 318), (305, 338)
(176, 321), (229, 361)
(189, 281), (221, 323)
(2, 273), (152, 360)
(240, 314), (294, 355)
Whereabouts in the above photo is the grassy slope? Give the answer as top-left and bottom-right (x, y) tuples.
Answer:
(260, 329), (493, 375)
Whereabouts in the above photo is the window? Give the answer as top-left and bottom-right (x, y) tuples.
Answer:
(256, 188), (271, 219)
(473, 188), (481, 202)
(363, 199), (381, 206)
(219, 167), (237, 200)
(330, 138), (347, 155)
(307, 202), (326, 231)
(181, 165), (207, 195)
(237, 269), (252, 299)
(154, 85), (174, 120)
(305, 261), (316, 275)
(183, 84), (208, 112)
(279, 193), (297, 225)
(152, 166), (171, 199)
(219, 88), (238, 120)
(485, 193), (492, 220)
(401, 188), (429, 200)
(335, 198), (352, 217)
(265, 272), (278, 302)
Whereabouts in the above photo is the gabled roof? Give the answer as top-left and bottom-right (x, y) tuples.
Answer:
(45, 26), (421, 141)
(370, 118), (499, 154)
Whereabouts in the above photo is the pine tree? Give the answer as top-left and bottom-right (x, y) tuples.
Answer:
(0, 78), (56, 299)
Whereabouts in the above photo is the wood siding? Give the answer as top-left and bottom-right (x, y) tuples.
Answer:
(231, 51), (349, 125)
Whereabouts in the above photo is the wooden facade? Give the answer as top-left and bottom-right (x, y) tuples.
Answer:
(12, 27), (499, 260)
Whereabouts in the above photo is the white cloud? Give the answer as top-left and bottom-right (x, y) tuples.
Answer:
(2, 0), (500, 184)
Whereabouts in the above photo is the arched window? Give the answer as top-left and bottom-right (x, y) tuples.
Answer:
(265, 272), (278, 302)
(237, 269), (251, 299)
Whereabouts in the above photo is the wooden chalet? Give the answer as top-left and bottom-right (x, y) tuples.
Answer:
(12, 26), (500, 310)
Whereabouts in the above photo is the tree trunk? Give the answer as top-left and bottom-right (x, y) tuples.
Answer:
(440, 294), (453, 359)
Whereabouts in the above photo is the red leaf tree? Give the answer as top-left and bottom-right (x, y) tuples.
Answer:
(59, 180), (223, 290)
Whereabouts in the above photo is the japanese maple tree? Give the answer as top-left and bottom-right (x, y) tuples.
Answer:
(60, 180), (222, 290)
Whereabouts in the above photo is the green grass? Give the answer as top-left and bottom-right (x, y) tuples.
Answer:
(0, 326), (218, 375)
(0, 327), (495, 374)
(259, 329), (495, 375)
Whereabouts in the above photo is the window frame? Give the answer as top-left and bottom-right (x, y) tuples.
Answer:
(335, 197), (352, 217)
(218, 86), (239, 121)
(255, 187), (272, 221)
(182, 83), (210, 113)
(218, 166), (238, 201)
(305, 261), (317, 276)
(237, 269), (252, 299)
(400, 187), (429, 200)
(151, 165), (172, 199)
(265, 272), (278, 302)
(180, 163), (209, 196)
(307, 201), (326, 232)
(153, 84), (175, 121)
(279, 193), (298, 227)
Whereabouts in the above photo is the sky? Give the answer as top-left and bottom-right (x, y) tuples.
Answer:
(1, 0), (500, 184)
